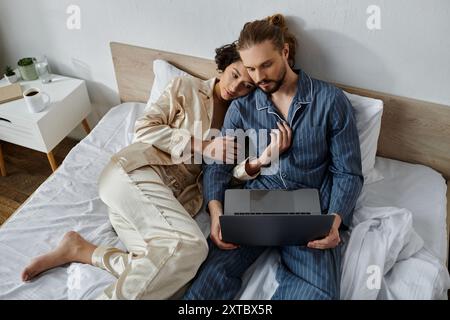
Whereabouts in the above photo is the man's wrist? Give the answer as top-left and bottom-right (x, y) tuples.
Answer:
(208, 200), (223, 217)
(245, 157), (262, 176)
(210, 211), (222, 219)
(330, 213), (342, 228)
(257, 154), (271, 167)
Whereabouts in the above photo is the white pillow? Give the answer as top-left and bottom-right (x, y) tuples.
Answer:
(344, 91), (384, 184)
(147, 61), (384, 185)
(147, 59), (192, 106)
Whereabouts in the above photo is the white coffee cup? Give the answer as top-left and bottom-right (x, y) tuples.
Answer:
(23, 87), (51, 113)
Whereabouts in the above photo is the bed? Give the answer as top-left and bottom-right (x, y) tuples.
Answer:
(0, 42), (449, 299)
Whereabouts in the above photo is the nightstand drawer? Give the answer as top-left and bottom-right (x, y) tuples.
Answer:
(0, 116), (42, 150)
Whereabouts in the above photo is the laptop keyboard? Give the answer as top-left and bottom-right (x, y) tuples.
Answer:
(234, 212), (312, 215)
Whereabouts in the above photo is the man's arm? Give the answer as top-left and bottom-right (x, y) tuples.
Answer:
(203, 102), (243, 249)
(203, 103), (243, 206)
(308, 89), (363, 250)
(327, 89), (364, 228)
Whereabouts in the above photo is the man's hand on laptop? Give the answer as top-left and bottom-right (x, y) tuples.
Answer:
(208, 200), (239, 250)
(307, 213), (342, 250)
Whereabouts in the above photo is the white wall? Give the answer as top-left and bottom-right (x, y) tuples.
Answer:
(0, 0), (449, 140)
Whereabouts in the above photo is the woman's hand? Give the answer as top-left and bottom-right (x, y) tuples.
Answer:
(245, 121), (292, 176)
(201, 136), (241, 163)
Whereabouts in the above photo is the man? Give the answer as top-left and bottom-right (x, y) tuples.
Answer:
(185, 16), (363, 300)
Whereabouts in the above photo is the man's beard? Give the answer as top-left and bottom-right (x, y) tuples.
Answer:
(257, 65), (287, 94)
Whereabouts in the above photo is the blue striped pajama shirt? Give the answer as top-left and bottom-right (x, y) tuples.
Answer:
(185, 69), (364, 300)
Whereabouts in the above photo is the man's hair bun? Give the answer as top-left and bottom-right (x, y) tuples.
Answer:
(267, 14), (286, 29)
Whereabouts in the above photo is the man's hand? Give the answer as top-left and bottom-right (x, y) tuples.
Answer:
(259, 121), (292, 166)
(307, 213), (342, 250)
(245, 122), (292, 176)
(208, 200), (239, 250)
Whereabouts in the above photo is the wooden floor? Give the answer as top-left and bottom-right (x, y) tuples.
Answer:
(0, 138), (79, 225)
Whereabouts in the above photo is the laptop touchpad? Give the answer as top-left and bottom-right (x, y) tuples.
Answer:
(250, 190), (295, 213)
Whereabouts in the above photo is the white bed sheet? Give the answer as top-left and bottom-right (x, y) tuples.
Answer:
(0, 102), (448, 300)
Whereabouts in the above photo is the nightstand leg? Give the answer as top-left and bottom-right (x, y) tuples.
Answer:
(47, 152), (58, 172)
(0, 144), (6, 177)
(82, 118), (91, 134)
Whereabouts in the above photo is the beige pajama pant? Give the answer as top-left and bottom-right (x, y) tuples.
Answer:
(94, 159), (208, 299)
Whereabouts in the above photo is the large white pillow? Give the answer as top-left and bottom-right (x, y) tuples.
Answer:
(344, 91), (384, 184)
(147, 60), (384, 184)
(147, 59), (192, 106)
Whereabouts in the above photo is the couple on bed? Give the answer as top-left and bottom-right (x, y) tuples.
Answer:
(21, 14), (363, 300)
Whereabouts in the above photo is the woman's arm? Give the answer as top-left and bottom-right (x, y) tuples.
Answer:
(133, 78), (191, 158)
(232, 157), (261, 180)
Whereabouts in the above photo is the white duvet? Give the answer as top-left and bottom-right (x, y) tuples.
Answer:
(341, 207), (450, 299)
(0, 102), (448, 300)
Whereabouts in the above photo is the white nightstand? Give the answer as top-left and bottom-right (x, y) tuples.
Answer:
(0, 74), (92, 175)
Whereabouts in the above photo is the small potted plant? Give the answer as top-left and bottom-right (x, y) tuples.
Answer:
(17, 57), (38, 81)
(4, 66), (18, 83)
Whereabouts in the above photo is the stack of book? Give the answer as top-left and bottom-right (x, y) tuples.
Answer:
(0, 83), (23, 105)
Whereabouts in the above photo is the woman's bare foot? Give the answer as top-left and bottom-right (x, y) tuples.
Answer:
(21, 231), (97, 282)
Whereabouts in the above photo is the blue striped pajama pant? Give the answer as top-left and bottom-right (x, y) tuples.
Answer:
(184, 238), (342, 300)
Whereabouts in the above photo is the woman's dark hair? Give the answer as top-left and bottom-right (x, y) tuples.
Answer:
(215, 42), (240, 73)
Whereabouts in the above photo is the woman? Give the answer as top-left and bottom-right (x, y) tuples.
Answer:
(20, 42), (256, 299)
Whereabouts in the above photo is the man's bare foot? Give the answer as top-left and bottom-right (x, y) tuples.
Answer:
(21, 231), (97, 282)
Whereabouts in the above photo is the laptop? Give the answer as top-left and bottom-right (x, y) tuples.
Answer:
(219, 189), (334, 246)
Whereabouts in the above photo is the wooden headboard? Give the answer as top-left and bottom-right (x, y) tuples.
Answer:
(110, 42), (218, 103)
